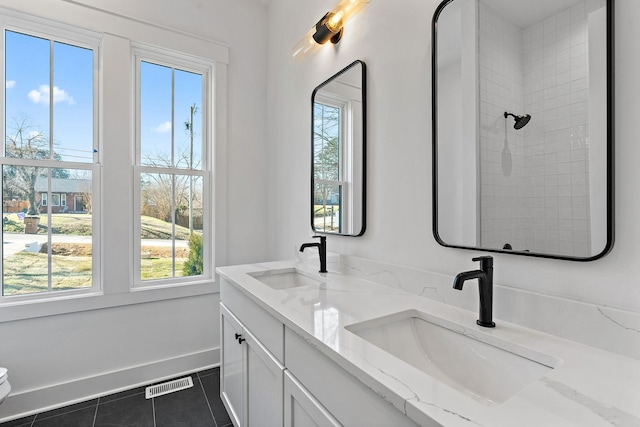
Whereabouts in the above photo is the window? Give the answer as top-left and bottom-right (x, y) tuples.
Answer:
(313, 98), (347, 233)
(133, 45), (211, 286)
(1, 26), (99, 298)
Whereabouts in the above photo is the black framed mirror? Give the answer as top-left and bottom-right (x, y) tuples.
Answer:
(432, 0), (613, 260)
(311, 60), (366, 236)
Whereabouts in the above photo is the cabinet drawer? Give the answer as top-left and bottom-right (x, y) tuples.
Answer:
(221, 278), (284, 363)
(285, 327), (419, 427)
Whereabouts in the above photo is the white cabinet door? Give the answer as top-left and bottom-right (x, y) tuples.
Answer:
(221, 303), (245, 427)
(221, 302), (285, 427)
(245, 328), (285, 426)
(284, 371), (341, 427)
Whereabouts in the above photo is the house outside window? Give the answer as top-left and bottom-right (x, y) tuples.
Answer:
(35, 177), (90, 213)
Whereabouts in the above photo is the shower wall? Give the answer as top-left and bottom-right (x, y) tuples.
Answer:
(478, 0), (606, 256)
(478, 2), (526, 251)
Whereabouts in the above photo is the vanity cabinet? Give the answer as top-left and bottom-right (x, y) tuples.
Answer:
(220, 280), (284, 427)
(220, 300), (284, 427)
(220, 277), (417, 427)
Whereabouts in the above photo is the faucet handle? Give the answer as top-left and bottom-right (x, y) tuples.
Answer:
(312, 235), (326, 242)
(472, 256), (493, 269)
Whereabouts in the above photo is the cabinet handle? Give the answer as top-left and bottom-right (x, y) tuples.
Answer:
(238, 337), (246, 344)
(235, 333), (241, 340)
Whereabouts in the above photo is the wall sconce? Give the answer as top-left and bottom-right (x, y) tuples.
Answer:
(292, 0), (371, 58)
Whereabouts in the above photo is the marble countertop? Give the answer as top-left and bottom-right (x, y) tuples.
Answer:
(217, 259), (640, 427)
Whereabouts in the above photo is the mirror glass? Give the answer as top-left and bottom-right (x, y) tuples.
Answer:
(433, 0), (612, 260)
(312, 60), (366, 236)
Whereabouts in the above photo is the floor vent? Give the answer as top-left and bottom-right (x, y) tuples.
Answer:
(145, 376), (193, 399)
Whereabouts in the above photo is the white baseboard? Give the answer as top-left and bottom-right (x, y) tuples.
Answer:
(0, 347), (220, 423)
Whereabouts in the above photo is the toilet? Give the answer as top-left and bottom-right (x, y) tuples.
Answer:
(0, 367), (10, 405)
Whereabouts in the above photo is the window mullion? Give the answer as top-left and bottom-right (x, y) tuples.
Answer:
(47, 170), (52, 292)
(49, 39), (54, 158)
(171, 68), (175, 168)
(171, 174), (176, 278)
(48, 40), (54, 292)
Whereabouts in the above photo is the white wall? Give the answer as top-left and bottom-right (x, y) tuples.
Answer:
(435, 0), (478, 247)
(0, 0), (269, 421)
(266, 0), (640, 318)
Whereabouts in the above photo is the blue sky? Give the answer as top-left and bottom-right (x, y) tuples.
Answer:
(140, 61), (202, 169)
(5, 30), (203, 167)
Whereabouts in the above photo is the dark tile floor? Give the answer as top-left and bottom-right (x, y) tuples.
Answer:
(0, 367), (232, 427)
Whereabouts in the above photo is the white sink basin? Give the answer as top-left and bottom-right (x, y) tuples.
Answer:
(346, 310), (561, 406)
(248, 268), (324, 290)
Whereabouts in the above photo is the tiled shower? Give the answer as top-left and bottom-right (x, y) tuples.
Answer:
(478, 0), (606, 256)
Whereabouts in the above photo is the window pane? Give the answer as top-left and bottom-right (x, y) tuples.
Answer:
(174, 70), (203, 170)
(49, 168), (93, 291)
(313, 103), (340, 181)
(53, 41), (94, 162)
(140, 62), (172, 167)
(140, 173), (203, 280)
(2, 167), (93, 296)
(314, 183), (342, 233)
(177, 175), (203, 277)
(2, 165), (47, 295)
(5, 31), (51, 159)
(140, 172), (175, 280)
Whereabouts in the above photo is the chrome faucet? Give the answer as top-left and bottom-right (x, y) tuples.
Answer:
(299, 236), (327, 273)
(453, 256), (495, 328)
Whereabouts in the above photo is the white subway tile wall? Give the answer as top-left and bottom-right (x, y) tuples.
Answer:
(478, 0), (606, 256)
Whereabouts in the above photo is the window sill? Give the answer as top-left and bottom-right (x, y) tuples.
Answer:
(0, 280), (219, 323)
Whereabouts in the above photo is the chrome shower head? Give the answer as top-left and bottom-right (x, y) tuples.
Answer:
(504, 111), (531, 130)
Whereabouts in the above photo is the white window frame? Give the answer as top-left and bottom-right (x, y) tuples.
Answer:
(0, 6), (227, 323)
(41, 193), (48, 207)
(51, 193), (61, 207)
(0, 15), (101, 302)
(132, 43), (213, 289)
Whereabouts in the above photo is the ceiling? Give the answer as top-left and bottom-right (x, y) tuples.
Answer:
(481, 0), (584, 28)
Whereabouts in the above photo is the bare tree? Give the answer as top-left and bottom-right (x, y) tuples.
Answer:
(4, 117), (49, 215)
(140, 147), (202, 229)
(74, 171), (93, 214)
(313, 103), (340, 221)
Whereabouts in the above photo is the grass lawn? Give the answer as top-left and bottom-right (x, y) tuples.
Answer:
(2, 251), (92, 295)
(2, 213), (197, 294)
(313, 205), (340, 217)
(3, 213), (192, 240)
(2, 248), (187, 295)
(141, 257), (187, 281)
